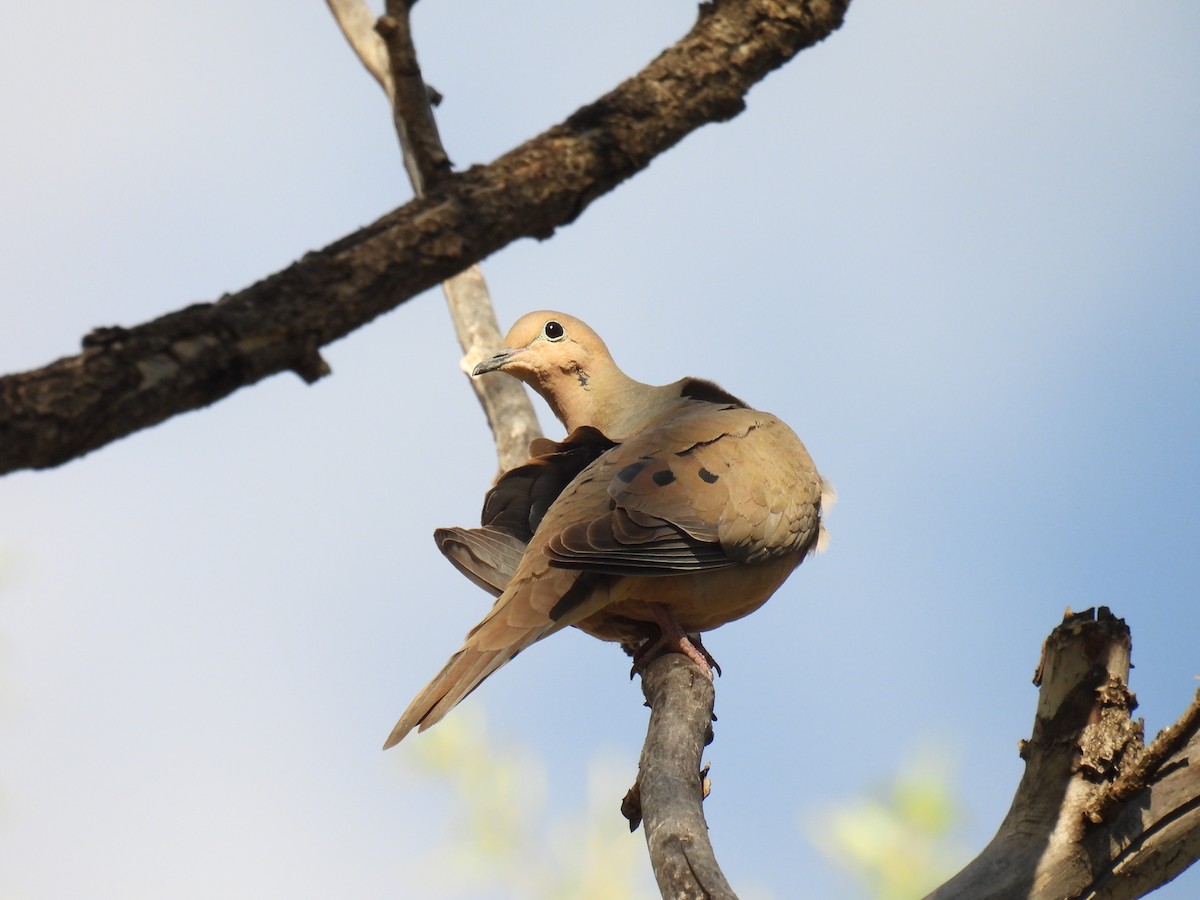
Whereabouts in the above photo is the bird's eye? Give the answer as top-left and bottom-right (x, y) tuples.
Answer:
(542, 320), (565, 341)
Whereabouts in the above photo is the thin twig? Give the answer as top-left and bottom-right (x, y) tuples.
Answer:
(325, 0), (393, 100)
(441, 266), (542, 472)
(367, 0), (541, 471)
(377, 4), (450, 193)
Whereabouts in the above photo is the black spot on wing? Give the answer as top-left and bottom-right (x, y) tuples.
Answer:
(652, 469), (676, 487)
(617, 462), (646, 484)
(698, 467), (719, 484)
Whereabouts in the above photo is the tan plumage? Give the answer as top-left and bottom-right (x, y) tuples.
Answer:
(384, 311), (830, 748)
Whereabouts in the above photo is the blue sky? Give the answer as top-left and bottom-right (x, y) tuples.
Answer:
(1, 2), (1198, 898)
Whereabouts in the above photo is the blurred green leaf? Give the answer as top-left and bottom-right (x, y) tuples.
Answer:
(804, 744), (968, 900)
(400, 709), (657, 899)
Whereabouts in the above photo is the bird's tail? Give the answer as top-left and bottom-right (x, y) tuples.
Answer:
(382, 645), (507, 749)
(382, 613), (547, 749)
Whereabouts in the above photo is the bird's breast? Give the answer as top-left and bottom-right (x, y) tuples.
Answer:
(573, 551), (803, 641)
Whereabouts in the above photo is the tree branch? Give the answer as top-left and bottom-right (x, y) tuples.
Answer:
(325, 0), (394, 100)
(377, 2), (450, 194)
(622, 653), (736, 899)
(334, 0), (541, 471)
(439, 265), (542, 474)
(0, 0), (849, 476)
(927, 607), (1200, 900)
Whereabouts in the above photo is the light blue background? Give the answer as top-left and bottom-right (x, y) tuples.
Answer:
(1, 2), (1197, 897)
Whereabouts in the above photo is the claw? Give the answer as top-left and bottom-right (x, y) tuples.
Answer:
(630, 602), (722, 677)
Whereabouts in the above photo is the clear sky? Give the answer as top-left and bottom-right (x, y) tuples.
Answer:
(2, 2), (1198, 898)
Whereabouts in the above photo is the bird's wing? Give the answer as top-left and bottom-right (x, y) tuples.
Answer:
(544, 404), (825, 574)
(433, 426), (617, 595)
(384, 405), (826, 749)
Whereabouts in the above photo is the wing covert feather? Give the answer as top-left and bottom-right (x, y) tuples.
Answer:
(542, 404), (823, 573)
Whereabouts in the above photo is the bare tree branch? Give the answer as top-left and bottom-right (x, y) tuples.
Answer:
(927, 607), (1200, 900)
(0, 0), (849, 476)
(377, 2), (450, 194)
(440, 265), (542, 473)
(325, 0), (394, 100)
(374, 1), (541, 472)
(1085, 688), (1200, 826)
(334, 0), (541, 470)
(622, 653), (736, 899)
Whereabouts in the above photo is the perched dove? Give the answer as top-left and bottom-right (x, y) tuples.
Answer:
(383, 311), (830, 749)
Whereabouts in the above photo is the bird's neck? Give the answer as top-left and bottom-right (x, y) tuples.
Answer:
(543, 364), (682, 440)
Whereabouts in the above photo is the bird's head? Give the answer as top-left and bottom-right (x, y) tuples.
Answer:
(473, 311), (607, 380)
(473, 311), (625, 430)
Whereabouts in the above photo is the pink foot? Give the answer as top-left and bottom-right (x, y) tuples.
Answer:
(631, 602), (722, 676)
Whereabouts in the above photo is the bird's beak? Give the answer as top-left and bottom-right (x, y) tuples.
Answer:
(472, 347), (522, 376)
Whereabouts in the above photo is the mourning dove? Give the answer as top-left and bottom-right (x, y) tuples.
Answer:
(384, 311), (830, 749)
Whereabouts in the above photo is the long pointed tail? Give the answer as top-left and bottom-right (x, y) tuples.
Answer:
(382, 645), (505, 748)
(385, 566), (594, 749)
(383, 607), (552, 749)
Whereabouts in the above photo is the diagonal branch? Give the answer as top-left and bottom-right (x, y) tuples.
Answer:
(326, 0), (394, 100)
(331, 0), (540, 471)
(0, 0), (850, 476)
(377, 2), (451, 194)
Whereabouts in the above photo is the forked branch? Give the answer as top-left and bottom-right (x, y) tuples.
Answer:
(329, 0), (540, 471)
(929, 607), (1200, 900)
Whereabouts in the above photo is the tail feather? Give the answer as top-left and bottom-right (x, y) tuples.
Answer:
(422, 646), (511, 729)
(383, 634), (532, 749)
(385, 565), (583, 749)
(434, 526), (526, 597)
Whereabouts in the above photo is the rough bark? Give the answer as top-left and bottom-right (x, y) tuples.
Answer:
(928, 607), (1200, 900)
(622, 653), (737, 899)
(0, 0), (850, 476)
